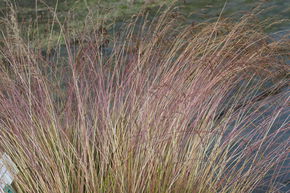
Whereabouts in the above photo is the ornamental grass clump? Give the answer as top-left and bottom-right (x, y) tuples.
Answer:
(0, 5), (289, 193)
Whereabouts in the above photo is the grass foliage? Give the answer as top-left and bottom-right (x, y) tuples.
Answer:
(0, 4), (289, 193)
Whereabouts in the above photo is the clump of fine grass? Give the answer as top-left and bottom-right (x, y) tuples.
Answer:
(0, 5), (289, 193)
